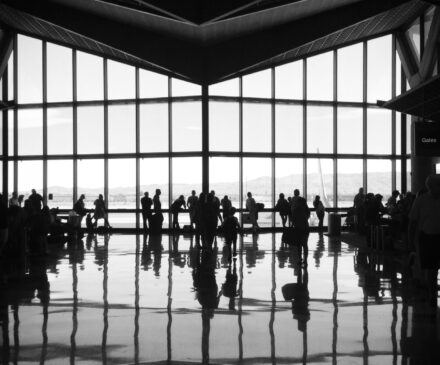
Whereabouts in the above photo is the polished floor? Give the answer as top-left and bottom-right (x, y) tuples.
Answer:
(1, 232), (439, 364)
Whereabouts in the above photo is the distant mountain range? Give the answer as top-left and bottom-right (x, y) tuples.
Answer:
(44, 172), (396, 203)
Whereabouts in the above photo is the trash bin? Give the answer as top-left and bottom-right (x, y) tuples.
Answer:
(327, 213), (341, 236)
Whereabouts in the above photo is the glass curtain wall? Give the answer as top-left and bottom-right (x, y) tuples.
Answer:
(2, 33), (406, 228)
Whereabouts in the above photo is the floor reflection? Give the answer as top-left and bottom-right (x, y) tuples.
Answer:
(1, 232), (440, 364)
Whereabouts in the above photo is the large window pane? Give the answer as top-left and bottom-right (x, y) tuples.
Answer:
(368, 36), (392, 103)
(47, 107), (73, 155)
(307, 51), (333, 101)
(8, 51), (13, 101)
(243, 103), (271, 152)
(406, 118), (412, 154)
(396, 161), (401, 193)
(209, 78), (239, 97)
(107, 60), (135, 100)
(172, 102), (202, 152)
(47, 160), (73, 209)
(338, 159), (363, 207)
(140, 103), (168, 152)
(8, 110), (13, 156)
(139, 69), (168, 98)
(307, 158), (333, 207)
(8, 161), (13, 195)
(396, 113), (401, 155)
(275, 61), (303, 100)
(338, 43), (363, 102)
(77, 159), (104, 208)
(108, 104), (136, 153)
(243, 70), (271, 98)
(77, 106), (104, 154)
(275, 158), (303, 226)
(407, 159), (411, 191)
(243, 158), (272, 227)
(77, 51), (103, 101)
(307, 106), (333, 154)
(18, 109), (43, 156)
(171, 78), (201, 96)
(209, 157), (239, 207)
(396, 50), (402, 96)
(108, 159), (136, 209)
(275, 104), (302, 153)
(337, 107), (363, 154)
(140, 158), (169, 227)
(18, 160), (43, 198)
(47, 43), (72, 102)
(367, 109), (392, 154)
(209, 101), (239, 152)
(17, 35), (42, 104)
(367, 159), (392, 197)
(172, 157), (201, 227)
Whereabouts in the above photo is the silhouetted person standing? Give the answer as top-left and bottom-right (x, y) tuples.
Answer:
(93, 194), (110, 228)
(275, 193), (290, 228)
(29, 189), (43, 214)
(223, 207), (241, 261)
(171, 195), (186, 230)
(8, 192), (19, 207)
(151, 189), (164, 233)
(220, 195), (232, 220)
(291, 191), (310, 263)
(409, 174), (440, 311)
(141, 192), (153, 231)
(353, 187), (365, 233)
(73, 194), (87, 219)
(313, 195), (325, 230)
(187, 190), (198, 229)
(211, 190), (222, 227)
(246, 192), (259, 231)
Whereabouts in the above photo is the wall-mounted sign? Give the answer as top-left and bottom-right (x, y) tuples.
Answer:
(414, 122), (440, 156)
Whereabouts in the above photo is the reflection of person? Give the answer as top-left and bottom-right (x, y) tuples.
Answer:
(246, 192), (259, 231)
(313, 195), (325, 230)
(140, 192), (153, 231)
(93, 194), (110, 228)
(409, 174), (440, 311)
(222, 259), (238, 310)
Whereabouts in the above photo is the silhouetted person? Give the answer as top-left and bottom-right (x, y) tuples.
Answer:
(0, 196), (8, 257)
(93, 194), (110, 228)
(203, 193), (219, 247)
(220, 195), (232, 220)
(353, 187), (365, 233)
(275, 193), (290, 228)
(187, 190), (198, 229)
(151, 189), (164, 233)
(222, 207), (241, 261)
(211, 190), (222, 227)
(291, 191), (310, 263)
(8, 192), (19, 207)
(171, 195), (186, 230)
(313, 195), (325, 230)
(246, 192), (259, 231)
(85, 213), (94, 233)
(29, 189), (43, 214)
(73, 194), (87, 219)
(140, 192), (153, 231)
(409, 174), (440, 311)
(386, 189), (400, 216)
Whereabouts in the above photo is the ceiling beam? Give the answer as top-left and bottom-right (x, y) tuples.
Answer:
(0, 0), (205, 82)
(206, 0), (413, 83)
(419, 7), (440, 80)
(396, 30), (421, 87)
(0, 28), (13, 81)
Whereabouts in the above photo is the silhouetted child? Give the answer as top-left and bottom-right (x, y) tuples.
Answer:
(222, 207), (240, 261)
